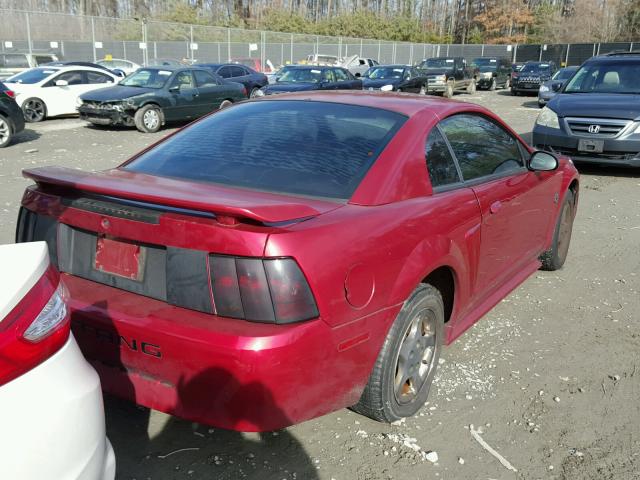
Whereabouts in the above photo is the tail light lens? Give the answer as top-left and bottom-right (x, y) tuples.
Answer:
(3, 90), (15, 98)
(0, 267), (70, 387)
(210, 256), (318, 324)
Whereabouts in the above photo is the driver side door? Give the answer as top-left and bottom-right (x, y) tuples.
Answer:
(165, 70), (199, 121)
(439, 113), (560, 294)
(42, 70), (87, 116)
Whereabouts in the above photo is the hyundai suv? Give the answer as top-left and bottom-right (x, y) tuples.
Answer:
(533, 52), (640, 167)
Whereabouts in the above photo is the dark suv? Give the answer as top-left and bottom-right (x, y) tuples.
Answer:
(0, 82), (25, 148)
(416, 57), (477, 97)
(532, 52), (640, 167)
(471, 57), (512, 90)
(511, 61), (557, 95)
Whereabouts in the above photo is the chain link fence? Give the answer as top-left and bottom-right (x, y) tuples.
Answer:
(1, 8), (638, 69)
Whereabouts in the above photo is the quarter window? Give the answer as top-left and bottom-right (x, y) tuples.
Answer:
(425, 127), (461, 188)
(194, 70), (218, 87)
(86, 71), (113, 84)
(217, 66), (232, 78)
(439, 114), (524, 181)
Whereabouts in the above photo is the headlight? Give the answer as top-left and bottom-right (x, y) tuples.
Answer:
(380, 84), (394, 91)
(433, 75), (446, 83)
(254, 89), (265, 97)
(124, 98), (136, 107)
(536, 106), (560, 129)
(539, 85), (550, 92)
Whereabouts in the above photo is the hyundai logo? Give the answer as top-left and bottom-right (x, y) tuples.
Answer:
(588, 125), (601, 134)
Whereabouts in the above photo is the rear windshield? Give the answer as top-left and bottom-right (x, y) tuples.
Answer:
(124, 100), (407, 200)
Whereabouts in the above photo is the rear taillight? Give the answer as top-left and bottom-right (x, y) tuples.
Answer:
(3, 90), (15, 98)
(210, 256), (318, 324)
(0, 267), (70, 387)
(242, 87), (248, 97)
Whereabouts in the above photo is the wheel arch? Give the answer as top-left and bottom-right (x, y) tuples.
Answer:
(421, 266), (456, 324)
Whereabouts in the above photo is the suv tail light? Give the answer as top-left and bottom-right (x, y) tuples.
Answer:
(0, 267), (70, 387)
(2, 90), (15, 98)
(210, 256), (318, 324)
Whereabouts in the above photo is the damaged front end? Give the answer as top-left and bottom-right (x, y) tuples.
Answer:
(77, 100), (136, 127)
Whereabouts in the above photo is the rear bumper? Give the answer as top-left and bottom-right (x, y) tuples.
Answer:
(0, 336), (115, 480)
(533, 125), (640, 167)
(65, 274), (396, 432)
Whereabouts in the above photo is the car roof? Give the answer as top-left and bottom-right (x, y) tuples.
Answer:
(286, 65), (340, 70)
(375, 64), (410, 69)
(590, 53), (640, 62)
(33, 65), (115, 74)
(140, 65), (188, 71)
(253, 90), (485, 117)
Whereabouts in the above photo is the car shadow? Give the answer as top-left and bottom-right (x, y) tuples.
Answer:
(72, 301), (320, 480)
(84, 120), (191, 133)
(521, 100), (542, 109)
(573, 163), (640, 178)
(11, 128), (41, 145)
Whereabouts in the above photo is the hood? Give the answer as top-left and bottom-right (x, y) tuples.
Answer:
(361, 78), (400, 88)
(263, 82), (319, 93)
(22, 166), (339, 224)
(549, 93), (640, 120)
(80, 85), (155, 102)
(421, 68), (453, 76)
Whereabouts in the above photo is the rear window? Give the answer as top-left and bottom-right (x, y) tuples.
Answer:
(124, 100), (406, 200)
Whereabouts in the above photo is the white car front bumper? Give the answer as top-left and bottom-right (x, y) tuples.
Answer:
(0, 335), (115, 480)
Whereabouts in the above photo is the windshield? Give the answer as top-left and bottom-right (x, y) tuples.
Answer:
(124, 101), (407, 200)
(564, 62), (640, 94)
(120, 69), (171, 88)
(4, 67), (58, 84)
(521, 63), (552, 73)
(367, 67), (405, 79)
(553, 68), (576, 81)
(277, 68), (324, 83)
(420, 58), (455, 69)
(472, 58), (498, 72)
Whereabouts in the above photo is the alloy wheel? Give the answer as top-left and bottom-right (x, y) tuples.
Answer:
(393, 308), (439, 405)
(143, 109), (159, 130)
(0, 118), (10, 147)
(24, 99), (45, 122)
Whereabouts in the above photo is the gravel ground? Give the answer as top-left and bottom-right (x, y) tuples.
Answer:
(1, 90), (639, 480)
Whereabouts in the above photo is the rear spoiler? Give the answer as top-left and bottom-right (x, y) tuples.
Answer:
(23, 166), (338, 224)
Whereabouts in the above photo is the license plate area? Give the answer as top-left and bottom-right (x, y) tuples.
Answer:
(578, 138), (604, 153)
(95, 236), (145, 281)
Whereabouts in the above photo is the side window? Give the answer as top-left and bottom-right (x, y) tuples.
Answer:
(231, 66), (246, 77)
(53, 70), (85, 85)
(333, 68), (348, 81)
(194, 70), (218, 87)
(34, 56), (53, 66)
(439, 114), (524, 181)
(425, 127), (461, 188)
(323, 69), (336, 82)
(170, 71), (194, 89)
(217, 66), (232, 78)
(86, 71), (114, 84)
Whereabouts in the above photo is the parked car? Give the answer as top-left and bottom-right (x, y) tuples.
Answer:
(197, 63), (268, 97)
(342, 54), (380, 77)
(416, 57), (477, 97)
(302, 54), (339, 65)
(4, 66), (120, 122)
(0, 82), (24, 148)
(471, 57), (512, 90)
(361, 65), (427, 93)
(266, 65), (296, 84)
(256, 65), (361, 95)
(230, 57), (276, 73)
(537, 66), (578, 107)
(0, 52), (59, 80)
(78, 66), (246, 133)
(0, 242), (115, 480)
(511, 61), (557, 96)
(17, 92), (579, 431)
(533, 52), (640, 167)
(145, 58), (184, 67)
(96, 58), (141, 76)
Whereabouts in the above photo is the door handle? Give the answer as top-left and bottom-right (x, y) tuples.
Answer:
(490, 201), (502, 214)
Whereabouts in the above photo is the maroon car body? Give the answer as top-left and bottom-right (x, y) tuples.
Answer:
(16, 92), (579, 431)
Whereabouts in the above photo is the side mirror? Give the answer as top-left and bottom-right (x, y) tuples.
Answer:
(55, 79), (69, 87)
(529, 151), (558, 171)
(551, 82), (562, 92)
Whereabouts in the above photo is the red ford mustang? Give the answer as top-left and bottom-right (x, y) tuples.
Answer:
(16, 92), (578, 431)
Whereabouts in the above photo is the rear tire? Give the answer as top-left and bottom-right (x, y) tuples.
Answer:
(249, 87), (259, 98)
(351, 284), (444, 423)
(0, 114), (13, 148)
(540, 190), (576, 271)
(134, 104), (163, 133)
(219, 99), (233, 109)
(489, 78), (496, 91)
(467, 79), (476, 94)
(504, 78), (511, 89)
(22, 97), (46, 123)
(419, 84), (427, 95)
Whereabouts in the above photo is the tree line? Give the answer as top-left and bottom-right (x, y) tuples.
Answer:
(2, 0), (639, 44)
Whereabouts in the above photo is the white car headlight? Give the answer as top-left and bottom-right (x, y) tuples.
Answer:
(536, 106), (560, 129)
(380, 84), (394, 91)
(539, 85), (550, 92)
(434, 75), (446, 83)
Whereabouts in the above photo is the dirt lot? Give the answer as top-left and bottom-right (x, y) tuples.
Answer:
(1, 90), (639, 480)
